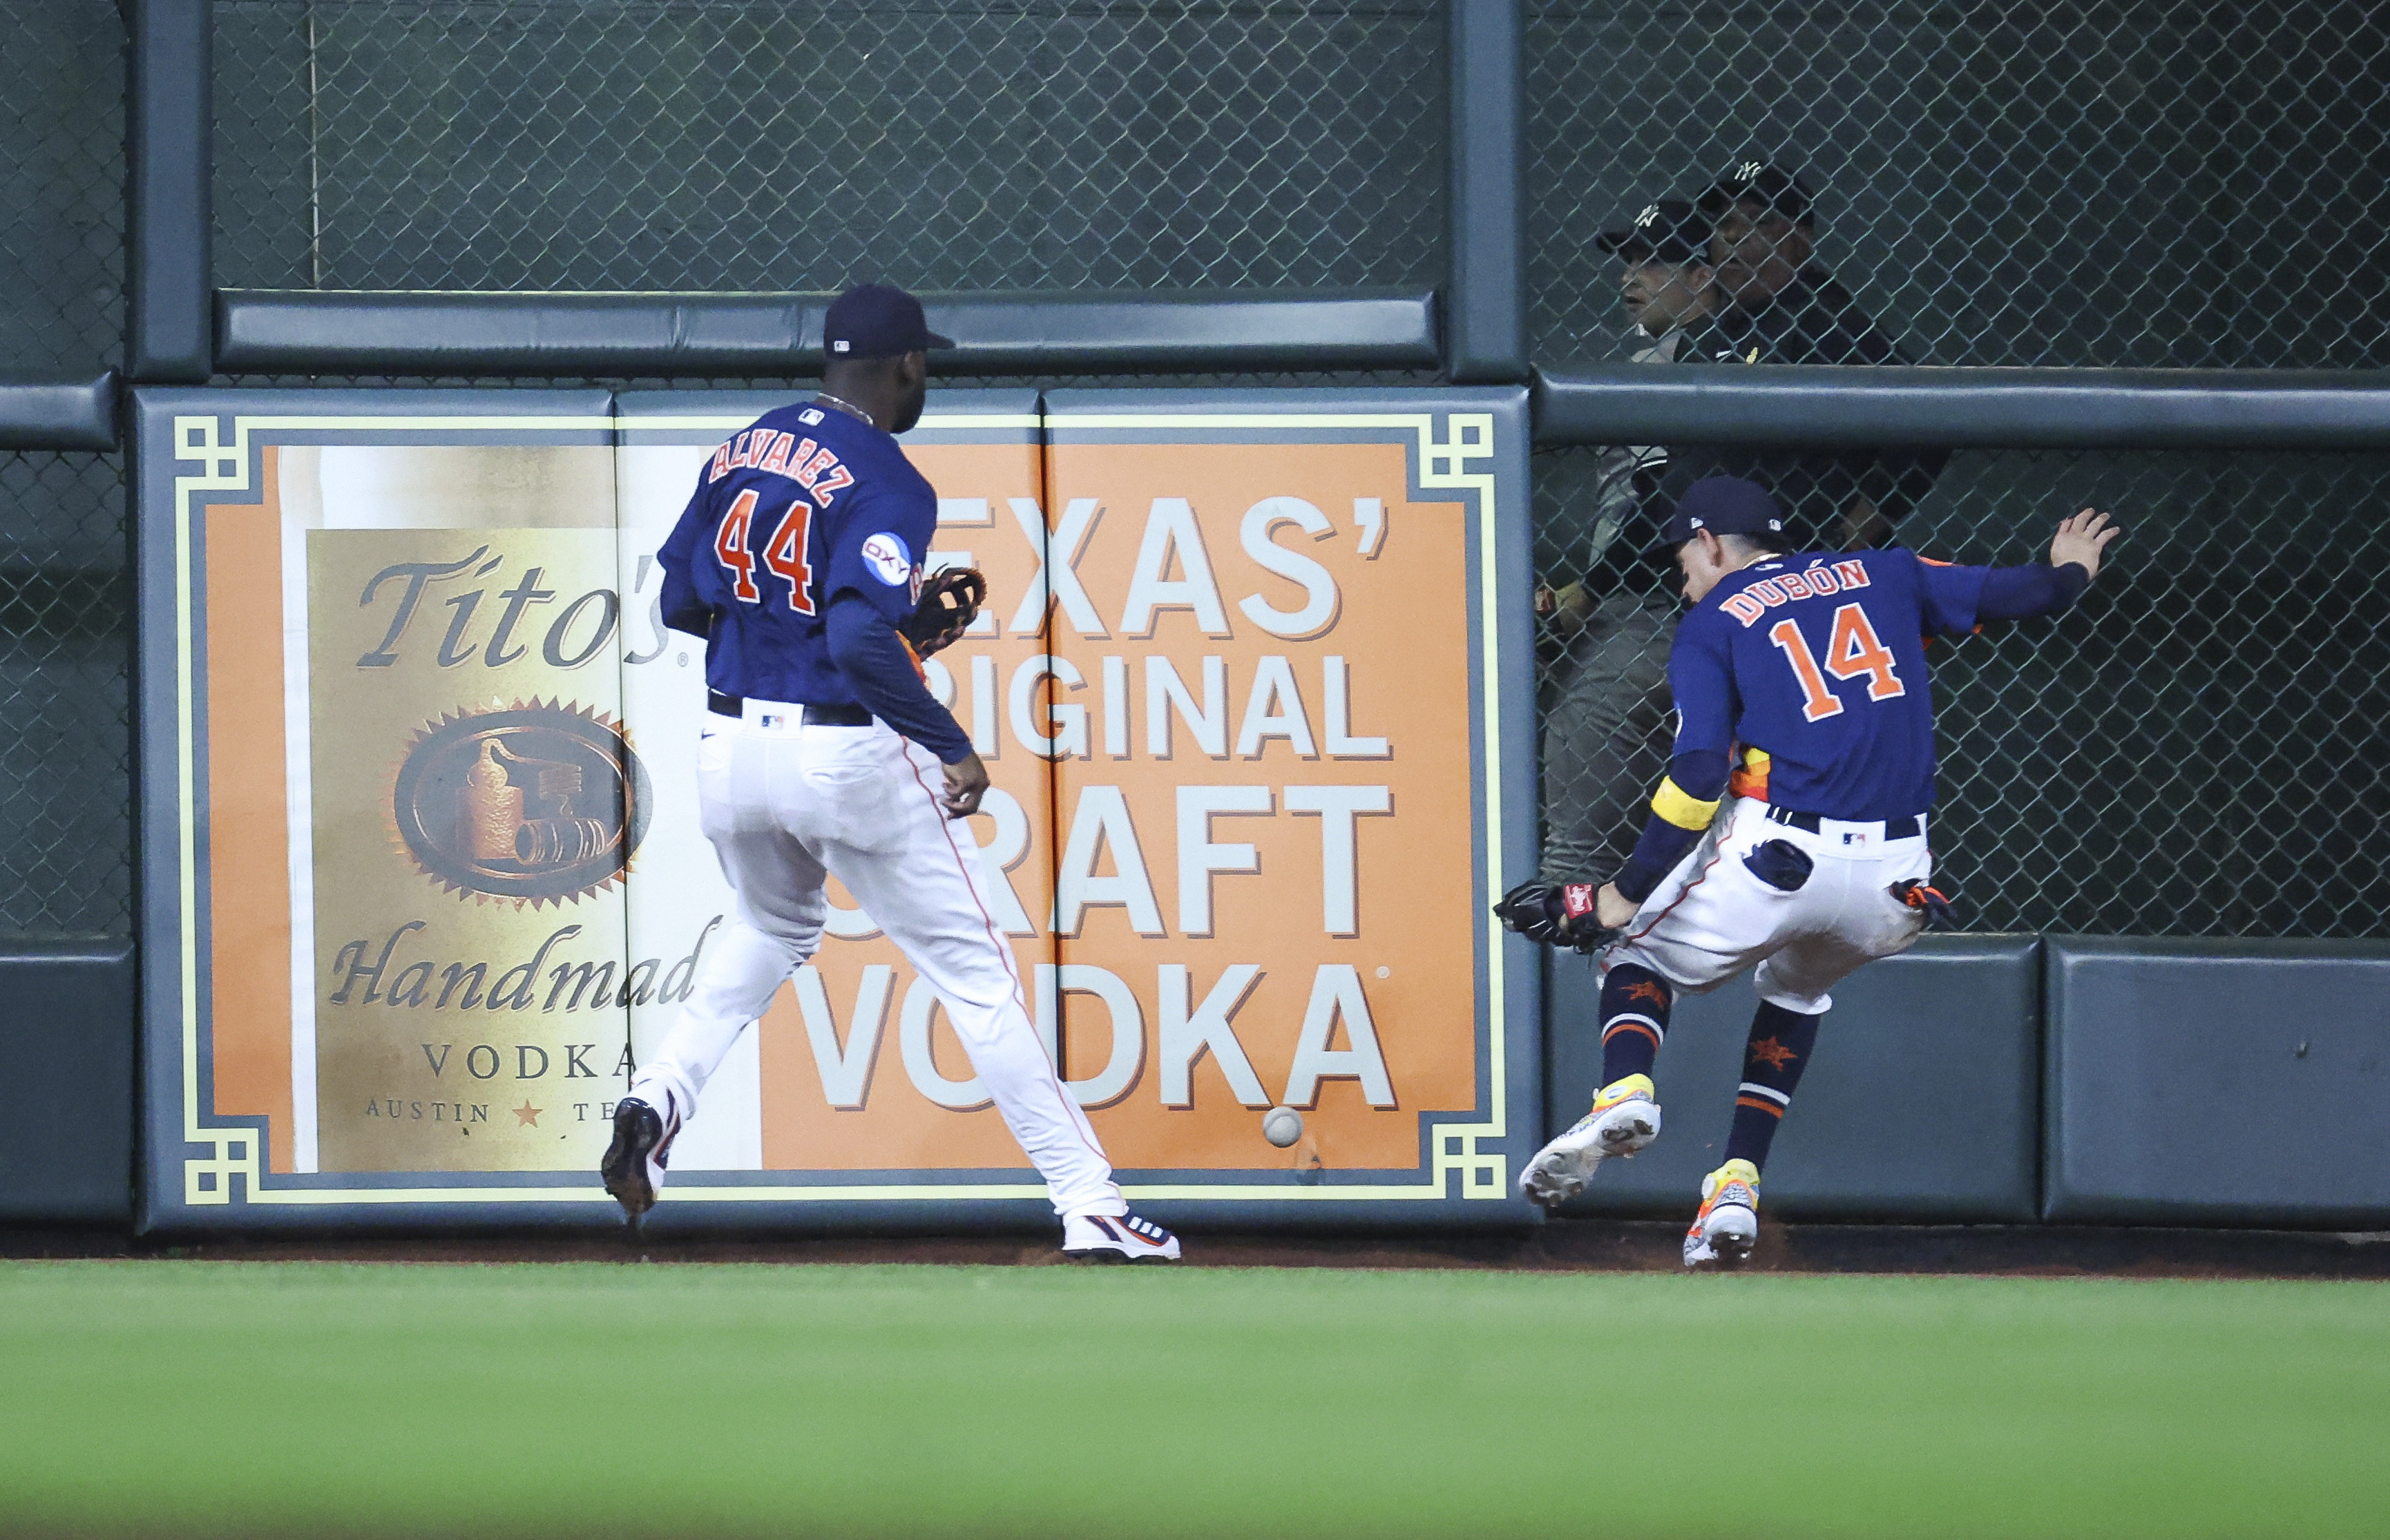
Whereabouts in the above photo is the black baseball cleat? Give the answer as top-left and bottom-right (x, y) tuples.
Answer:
(600, 1096), (673, 1222)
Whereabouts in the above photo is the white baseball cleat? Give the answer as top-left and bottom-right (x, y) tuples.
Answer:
(1062, 1211), (1183, 1263)
(1518, 1073), (1663, 1207)
(600, 1094), (680, 1222)
(1683, 1159), (1761, 1269)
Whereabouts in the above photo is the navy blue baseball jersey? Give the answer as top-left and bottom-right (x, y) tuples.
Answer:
(1670, 548), (1988, 820)
(657, 403), (935, 708)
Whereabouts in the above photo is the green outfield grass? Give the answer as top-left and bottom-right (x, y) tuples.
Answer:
(2, 1260), (2384, 1538)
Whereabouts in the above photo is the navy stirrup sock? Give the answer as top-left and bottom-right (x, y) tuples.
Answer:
(1724, 1001), (1823, 1172)
(1598, 963), (1674, 1086)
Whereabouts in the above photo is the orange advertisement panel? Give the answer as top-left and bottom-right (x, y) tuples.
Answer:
(750, 435), (1060, 1173)
(1042, 439), (1475, 1171)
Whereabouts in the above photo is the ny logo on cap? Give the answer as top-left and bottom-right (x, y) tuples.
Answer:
(1737, 160), (1763, 180)
(1635, 203), (1660, 227)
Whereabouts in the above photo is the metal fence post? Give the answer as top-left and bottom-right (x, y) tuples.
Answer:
(1446, 0), (1525, 383)
(128, 0), (211, 383)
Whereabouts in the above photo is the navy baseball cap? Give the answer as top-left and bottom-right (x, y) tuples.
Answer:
(1699, 160), (1815, 227)
(1659, 476), (1787, 546)
(1595, 199), (1711, 264)
(823, 282), (954, 360)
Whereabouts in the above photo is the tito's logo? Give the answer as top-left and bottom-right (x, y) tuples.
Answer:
(392, 701), (651, 905)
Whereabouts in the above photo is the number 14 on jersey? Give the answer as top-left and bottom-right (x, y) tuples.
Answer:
(1768, 602), (1905, 722)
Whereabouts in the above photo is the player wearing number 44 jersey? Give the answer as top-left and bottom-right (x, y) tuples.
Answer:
(1516, 475), (2119, 1268)
(601, 282), (1178, 1262)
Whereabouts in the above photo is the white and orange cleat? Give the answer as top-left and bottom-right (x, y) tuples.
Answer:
(1683, 1159), (1761, 1269)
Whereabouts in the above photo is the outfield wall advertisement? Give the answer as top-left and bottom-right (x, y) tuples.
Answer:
(135, 387), (1536, 1231)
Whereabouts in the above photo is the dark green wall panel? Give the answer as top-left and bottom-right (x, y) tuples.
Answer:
(0, 941), (135, 1222)
(1546, 935), (2040, 1223)
(2045, 937), (2390, 1226)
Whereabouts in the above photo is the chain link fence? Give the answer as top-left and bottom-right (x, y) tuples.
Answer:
(0, 3), (131, 938)
(1527, 0), (2390, 369)
(0, 452), (132, 937)
(213, 0), (1446, 296)
(6, 0), (2389, 943)
(1531, 443), (2390, 937)
(0, 0), (126, 377)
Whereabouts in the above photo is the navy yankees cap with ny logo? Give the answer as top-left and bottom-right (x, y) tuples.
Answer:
(1595, 198), (1712, 264)
(823, 282), (955, 360)
(1699, 161), (1815, 227)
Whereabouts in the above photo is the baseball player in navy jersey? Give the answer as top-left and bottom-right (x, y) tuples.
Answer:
(601, 282), (1180, 1262)
(1517, 474), (2119, 1267)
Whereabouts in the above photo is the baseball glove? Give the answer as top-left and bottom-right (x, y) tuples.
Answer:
(1890, 878), (1959, 930)
(899, 566), (987, 658)
(1493, 879), (1619, 954)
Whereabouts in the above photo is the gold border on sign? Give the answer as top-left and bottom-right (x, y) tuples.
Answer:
(171, 408), (1507, 1206)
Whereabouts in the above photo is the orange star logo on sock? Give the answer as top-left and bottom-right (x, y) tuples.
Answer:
(1748, 1036), (1798, 1070)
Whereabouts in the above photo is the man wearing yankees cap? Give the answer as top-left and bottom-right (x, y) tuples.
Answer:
(1527, 199), (1739, 918)
(1670, 160), (1949, 551)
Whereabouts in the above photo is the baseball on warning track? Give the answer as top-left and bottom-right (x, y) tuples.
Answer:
(1262, 1106), (1304, 1148)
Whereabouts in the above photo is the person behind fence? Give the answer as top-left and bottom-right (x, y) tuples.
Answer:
(1664, 160), (1948, 550)
(1503, 476), (2120, 1269)
(1530, 198), (1739, 896)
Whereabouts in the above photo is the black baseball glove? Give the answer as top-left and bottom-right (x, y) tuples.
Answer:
(898, 566), (988, 658)
(1493, 878), (1619, 954)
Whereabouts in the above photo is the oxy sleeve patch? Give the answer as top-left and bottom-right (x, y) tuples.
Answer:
(859, 531), (914, 587)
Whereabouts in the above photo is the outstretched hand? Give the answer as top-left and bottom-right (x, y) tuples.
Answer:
(2049, 508), (2123, 579)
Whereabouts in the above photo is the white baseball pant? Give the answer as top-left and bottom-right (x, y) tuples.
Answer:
(631, 700), (1127, 1219)
(1608, 795), (1931, 1012)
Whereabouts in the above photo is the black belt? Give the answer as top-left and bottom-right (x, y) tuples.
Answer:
(1766, 805), (1923, 841)
(707, 691), (872, 727)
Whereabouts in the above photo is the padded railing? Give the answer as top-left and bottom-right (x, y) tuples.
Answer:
(213, 289), (1442, 378)
(1533, 365), (2390, 450)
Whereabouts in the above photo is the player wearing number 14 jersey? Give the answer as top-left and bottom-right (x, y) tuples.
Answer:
(1520, 475), (2119, 1267)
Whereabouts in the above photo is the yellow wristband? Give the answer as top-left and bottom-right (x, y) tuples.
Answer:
(1650, 776), (1721, 831)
